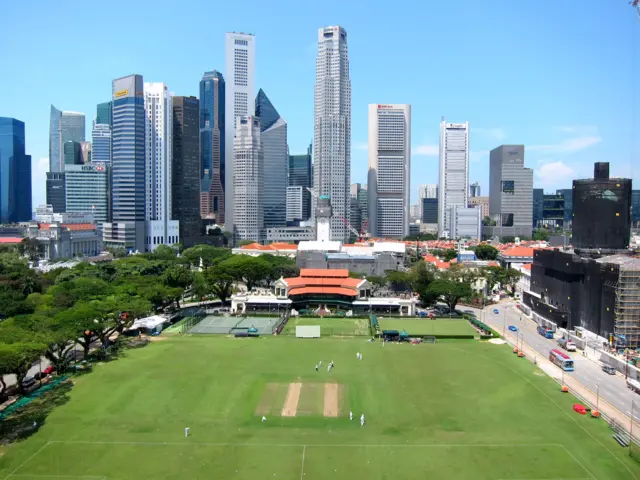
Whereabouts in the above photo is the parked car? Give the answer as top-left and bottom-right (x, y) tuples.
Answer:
(21, 376), (36, 389)
(602, 365), (616, 375)
(493, 308), (500, 314)
(508, 325), (518, 332)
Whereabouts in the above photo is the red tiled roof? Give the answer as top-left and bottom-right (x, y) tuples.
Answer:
(288, 286), (358, 297)
(240, 242), (298, 251)
(37, 223), (96, 231)
(299, 269), (349, 278)
(500, 246), (535, 258)
(0, 237), (23, 244)
(487, 261), (500, 267)
(522, 264), (532, 271)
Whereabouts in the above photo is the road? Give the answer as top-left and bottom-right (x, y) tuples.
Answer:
(476, 302), (640, 422)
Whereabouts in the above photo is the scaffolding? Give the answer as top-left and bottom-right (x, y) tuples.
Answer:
(612, 256), (640, 348)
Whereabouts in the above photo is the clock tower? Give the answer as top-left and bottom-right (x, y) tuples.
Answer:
(316, 195), (333, 242)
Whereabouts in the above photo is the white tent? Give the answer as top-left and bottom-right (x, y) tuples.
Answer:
(129, 315), (167, 333)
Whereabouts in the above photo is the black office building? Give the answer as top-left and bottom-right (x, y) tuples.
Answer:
(532, 188), (543, 228)
(45, 172), (66, 213)
(172, 96), (201, 247)
(422, 198), (438, 224)
(632, 190), (640, 228)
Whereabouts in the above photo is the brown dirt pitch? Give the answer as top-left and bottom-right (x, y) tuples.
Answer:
(323, 383), (339, 417)
(281, 382), (302, 417)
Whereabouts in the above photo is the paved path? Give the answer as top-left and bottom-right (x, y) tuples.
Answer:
(476, 302), (640, 431)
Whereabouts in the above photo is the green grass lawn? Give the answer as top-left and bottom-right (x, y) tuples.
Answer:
(377, 318), (477, 337)
(0, 336), (638, 480)
(282, 316), (370, 336)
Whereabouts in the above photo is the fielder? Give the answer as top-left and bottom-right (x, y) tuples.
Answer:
(185, 427), (190, 437)
(360, 414), (365, 427)
(349, 410), (353, 420)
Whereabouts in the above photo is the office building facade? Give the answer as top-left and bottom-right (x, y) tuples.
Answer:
(233, 116), (263, 241)
(350, 183), (367, 233)
(49, 106), (85, 173)
(532, 188), (544, 228)
(64, 141), (82, 165)
(450, 205), (481, 240)
(421, 198), (438, 224)
(103, 74), (146, 252)
(144, 82), (179, 251)
(224, 32), (255, 231)
(172, 96), (201, 247)
(64, 163), (109, 223)
(46, 172), (66, 213)
(438, 121), (469, 237)
(199, 70), (225, 222)
(485, 145), (533, 240)
(367, 104), (410, 238)
(80, 141), (91, 164)
(313, 26), (351, 241)
(256, 89), (287, 228)
(468, 195), (489, 219)
(92, 123), (111, 164)
(556, 188), (573, 229)
(469, 181), (481, 198)
(96, 101), (112, 126)
(289, 144), (312, 220)
(0, 118), (32, 223)
(633, 190), (640, 228)
(286, 186), (304, 223)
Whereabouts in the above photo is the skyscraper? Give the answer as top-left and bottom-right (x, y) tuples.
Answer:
(367, 104), (411, 238)
(102, 74), (146, 253)
(419, 184), (438, 200)
(224, 32), (255, 231)
(314, 26), (351, 241)
(469, 181), (481, 197)
(96, 101), (112, 126)
(533, 188), (544, 228)
(256, 89), (287, 228)
(63, 141), (82, 165)
(487, 145), (533, 240)
(438, 120), (469, 237)
(144, 82), (179, 251)
(80, 141), (91, 164)
(556, 188), (573, 229)
(233, 116), (263, 241)
(199, 70), (225, 222)
(92, 123), (111, 164)
(289, 143), (312, 220)
(45, 172), (66, 213)
(172, 96), (201, 247)
(64, 163), (109, 223)
(48, 106), (85, 173)
(0, 118), (32, 223)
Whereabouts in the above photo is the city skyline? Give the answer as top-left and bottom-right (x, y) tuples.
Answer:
(1, 1), (638, 211)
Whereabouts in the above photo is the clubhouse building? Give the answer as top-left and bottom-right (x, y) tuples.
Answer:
(231, 268), (417, 316)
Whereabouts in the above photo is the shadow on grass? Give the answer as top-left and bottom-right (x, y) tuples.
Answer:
(0, 381), (72, 444)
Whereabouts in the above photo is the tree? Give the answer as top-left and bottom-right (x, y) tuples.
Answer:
(260, 254), (298, 285)
(410, 261), (437, 306)
(239, 240), (255, 246)
(502, 236), (516, 244)
(366, 275), (387, 294)
(474, 244), (499, 261)
(533, 229), (550, 241)
(55, 302), (101, 360)
(482, 216), (496, 226)
(482, 266), (502, 294)
(443, 248), (458, 262)
(181, 245), (231, 270)
(385, 270), (412, 293)
(162, 266), (194, 308)
(17, 238), (41, 263)
(427, 279), (473, 312)
(502, 267), (523, 295)
(204, 266), (235, 304)
(220, 255), (272, 291)
(152, 245), (177, 261)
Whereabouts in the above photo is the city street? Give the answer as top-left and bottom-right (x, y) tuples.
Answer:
(478, 302), (640, 422)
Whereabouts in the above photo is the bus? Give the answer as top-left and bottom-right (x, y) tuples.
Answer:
(549, 349), (574, 371)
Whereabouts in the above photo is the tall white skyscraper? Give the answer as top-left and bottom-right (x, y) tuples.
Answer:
(143, 82), (179, 251)
(224, 32), (256, 233)
(419, 184), (438, 200)
(367, 104), (411, 238)
(233, 116), (263, 241)
(438, 120), (469, 238)
(313, 26), (351, 241)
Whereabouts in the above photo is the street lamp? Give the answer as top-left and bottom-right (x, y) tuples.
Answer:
(596, 382), (600, 411)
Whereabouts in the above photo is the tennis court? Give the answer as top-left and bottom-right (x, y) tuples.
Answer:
(188, 315), (280, 334)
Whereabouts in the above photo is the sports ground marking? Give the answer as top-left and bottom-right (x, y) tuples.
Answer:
(300, 445), (306, 480)
(448, 344), (636, 480)
(8, 475), (107, 479)
(323, 383), (339, 417)
(281, 382), (302, 417)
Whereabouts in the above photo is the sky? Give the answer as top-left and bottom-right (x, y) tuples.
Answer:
(1, 0), (638, 208)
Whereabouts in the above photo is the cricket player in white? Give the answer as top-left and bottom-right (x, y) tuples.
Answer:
(360, 414), (365, 426)
(349, 410), (353, 420)
(185, 427), (190, 437)
(262, 416), (267, 422)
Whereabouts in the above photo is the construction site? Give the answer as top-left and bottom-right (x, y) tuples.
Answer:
(601, 255), (640, 348)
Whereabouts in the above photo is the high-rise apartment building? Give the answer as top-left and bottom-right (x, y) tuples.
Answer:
(49, 106), (85, 173)
(172, 96), (201, 247)
(0, 118), (32, 223)
(438, 120), (469, 237)
(143, 82), (179, 251)
(96, 101), (112, 126)
(486, 145), (533, 240)
(92, 123), (111, 164)
(224, 32), (255, 231)
(233, 116), (263, 241)
(102, 74), (146, 253)
(199, 70), (225, 222)
(289, 144), (312, 220)
(256, 89), (287, 228)
(314, 26), (351, 241)
(367, 104), (411, 238)
(64, 163), (110, 223)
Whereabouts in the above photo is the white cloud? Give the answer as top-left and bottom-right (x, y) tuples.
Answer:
(528, 136), (602, 154)
(535, 161), (575, 187)
(413, 144), (439, 156)
(472, 127), (507, 141)
(31, 157), (48, 209)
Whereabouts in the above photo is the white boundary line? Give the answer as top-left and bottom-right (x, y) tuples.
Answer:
(300, 445), (306, 480)
(8, 475), (107, 479)
(45, 440), (562, 448)
(448, 344), (639, 480)
(3, 442), (51, 480)
(559, 444), (597, 480)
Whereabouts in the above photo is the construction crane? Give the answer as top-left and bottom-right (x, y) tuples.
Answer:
(305, 187), (370, 241)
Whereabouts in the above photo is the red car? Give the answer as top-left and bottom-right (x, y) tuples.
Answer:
(42, 366), (55, 375)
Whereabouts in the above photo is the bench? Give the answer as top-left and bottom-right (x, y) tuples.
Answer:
(613, 432), (630, 447)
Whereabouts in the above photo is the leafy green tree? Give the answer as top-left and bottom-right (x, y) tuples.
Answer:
(385, 270), (412, 293)
(427, 279), (473, 312)
(17, 238), (41, 263)
(152, 245), (177, 261)
(162, 266), (194, 307)
(409, 261), (437, 306)
(260, 254), (298, 284)
(220, 255), (271, 291)
(204, 265), (235, 304)
(482, 216), (496, 226)
(366, 275), (387, 294)
(181, 245), (231, 270)
(474, 244), (499, 261)
(502, 267), (523, 295)
(533, 229), (550, 241)
(443, 248), (458, 262)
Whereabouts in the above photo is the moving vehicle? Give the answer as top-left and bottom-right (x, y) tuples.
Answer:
(508, 325), (518, 332)
(557, 337), (577, 352)
(537, 325), (554, 339)
(493, 308), (500, 314)
(601, 365), (616, 375)
(627, 378), (640, 394)
(549, 349), (574, 371)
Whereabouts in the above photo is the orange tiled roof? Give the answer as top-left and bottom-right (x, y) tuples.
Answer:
(522, 264), (532, 271)
(487, 261), (499, 267)
(288, 286), (358, 297)
(0, 237), (23, 244)
(500, 246), (535, 258)
(37, 223), (96, 231)
(240, 242), (297, 251)
(299, 268), (349, 278)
